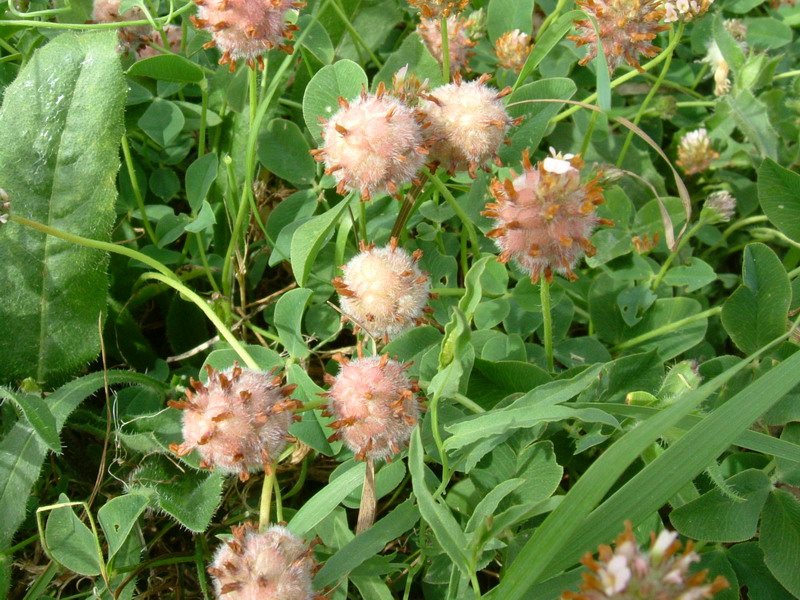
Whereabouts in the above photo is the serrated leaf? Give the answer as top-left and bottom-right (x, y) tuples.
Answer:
(302, 60), (368, 141)
(722, 243), (791, 354)
(671, 469), (771, 542)
(761, 488), (800, 595)
(0, 31), (126, 386)
(0, 388), (59, 452)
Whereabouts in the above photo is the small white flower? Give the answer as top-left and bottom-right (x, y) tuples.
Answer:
(651, 529), (679, 559)
(600, 555), (631, 594)
(543, 147), (578, 174)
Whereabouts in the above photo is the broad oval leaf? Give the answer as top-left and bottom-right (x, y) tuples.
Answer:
(258, 119), (316, 186)
(127, 54), (205, 83)
(0, 31), (126, 386)
(760, 488), (800, 596)
(44, 494), (102, 576)
(759, 158), (800, 244)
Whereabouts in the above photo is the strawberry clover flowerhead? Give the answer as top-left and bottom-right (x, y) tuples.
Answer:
(495, 29), (534, 73)
(676, 128), (718, 175)
(406, 0), (469, 18)
(417, 15), (476, 76)
(663, 0), (714, 23)
(191, 0), (304, 71)
(311, 83), (428, 201)
(561, 521), (729, 599)
(333, 239), (433, 342)
(168, 363), (302, 481)
(208, 522), (317, 599)
(323, 353), (423, 462)
(483, 148), (612, 284)
(420, 73), (515, 178)
(701, 190), (736, 224)
(568, 0), (669, 73)
(92, 0), (150, 47)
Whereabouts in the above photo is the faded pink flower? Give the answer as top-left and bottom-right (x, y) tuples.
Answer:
(561, 521), (729, 599)
(208, 522), (316, 599)
(663, 0), (714, 22)
(323, 354), (422, 462)
(676, 128), (718, 175)
(333, 239), (432, 342)
(495, 29), (533, 72)
(312, 84), (428, 201)
(92, 0), (149, 47)
(420, 73), (514, 177)
(417, 15), (476, 76)
(568, 0), (669, 73)
(483, 149), (611, 283)
(169, 364), (301, 481)
(136, 25), (183, 59)
(191, 0), (303, 70)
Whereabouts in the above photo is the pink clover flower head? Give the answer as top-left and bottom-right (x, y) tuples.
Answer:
(421, 73), (515, 178)
(561, 521), (729, 599)
(208, 522), (316, 599)
(169, 363), (302, 481)
(676, 128), (719, 175)
(191, 0), (303, 70)
(417, 15), (476, 76)
(323, 354), (422, 462)
(483, 149), (611, 284)
(495, 29), (533, 73)
(312, 84), (428, 201)
(333, 239), (432, 342)
(568, 0), (669, 73)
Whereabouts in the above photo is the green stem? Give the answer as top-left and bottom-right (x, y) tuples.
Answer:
(426, 171), (480, 257)
(440, 15), (450, 83)
(651, 220), (704, 290)
(329, 0), (383, 68)
(700, 215), (768, 259)
(121, 135), (157, 245)
(194, 233), (221, 294)
(552, 24), (685, 124)
(2, 0), (192, 28)
(430, 393), (450, 500)
(676, 100), (716, 108)
(198, 79), (209, 157)
(611, 306), (722, 353)
(540, 277), (554, 372)
(359, 198), (368, 242)
(452, 392), (485, 413)
(535, 0), (569, 41)
(775, 69), (800, 80)
(617, 23), (683, 166)
(751, 227), (800, 251)
(259, 464), (277, 532)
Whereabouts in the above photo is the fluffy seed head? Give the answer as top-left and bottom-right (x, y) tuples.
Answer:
(483, 149), (610, 284)
(191, 0), (302, 70)
(92, 0), (150, 46)
(568, 0), (669, 73)
(325, 355), (422, 461)
(663, 0), (714, 22)
(314, 87), (427, 200)
(420, 74), (514, 177)
(137, 25), (183, 60)
(676, 128), (718, 175)
(169, 364), (301, 481)
(334, 240), (431, 341)
(561, 521), (729, 599)
(407, 0), (469, 18)
(495, 29), (533, 72)
(209, 522), (316, 600)
(417, 15), (476, 76)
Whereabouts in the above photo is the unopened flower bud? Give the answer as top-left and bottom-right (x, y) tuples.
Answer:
(701, 190), (736, 224)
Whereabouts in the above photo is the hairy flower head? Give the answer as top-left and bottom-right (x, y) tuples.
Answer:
(483, 149), (611, 283)
(417, 15), (476, 76)
(701, 190), (736, 224)
(333, 239), (432, 342)
(312, 85), (428, 201)
(420, 73), (514, 177)
(495, 29), (533, 72)
(676, 128), (718, 175)
(208, 522), (316, 599)
(191, 0), (303, 70)
(323, 354), (422, 462)
(92, 0), (150, 46)
(561, 521), (729, 599)
(568, 0), (669, 73)
(407, 0), (469, 18)
(169, 364), (301, 481)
